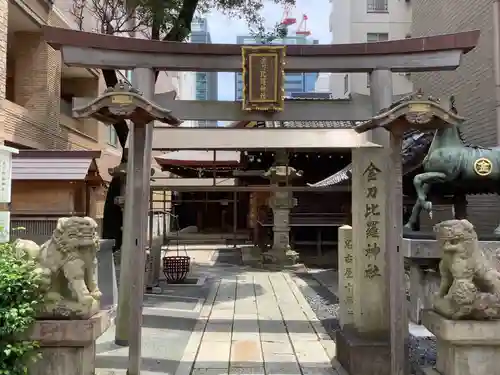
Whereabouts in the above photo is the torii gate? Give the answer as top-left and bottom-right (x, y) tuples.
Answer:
(42, 26), (479, 375)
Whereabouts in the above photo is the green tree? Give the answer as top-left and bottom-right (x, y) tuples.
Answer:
(70, 0), (295, 249)
(0, 242), (45, 374)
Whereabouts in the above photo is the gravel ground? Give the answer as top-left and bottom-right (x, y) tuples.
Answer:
(294, 272), (437, 375)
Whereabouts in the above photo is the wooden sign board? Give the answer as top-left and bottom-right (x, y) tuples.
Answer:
(111, 94), (133, 104)
(241, 46), (285, 112)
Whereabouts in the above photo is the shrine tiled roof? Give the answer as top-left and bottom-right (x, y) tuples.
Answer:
(270, 120), (356, 129)
(276, 94), (359, 129)
(309, 130), (435, 187)
(229, 93), (367, 129)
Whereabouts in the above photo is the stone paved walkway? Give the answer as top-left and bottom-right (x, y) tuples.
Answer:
(96, 246), (342, 375)
(176, 270), (341, 375)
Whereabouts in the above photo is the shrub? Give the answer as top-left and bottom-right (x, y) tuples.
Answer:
(0, 242), (45, 375)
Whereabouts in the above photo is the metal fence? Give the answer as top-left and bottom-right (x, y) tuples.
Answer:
(10, 217), (104, 244)
(10, 215), (164, 245)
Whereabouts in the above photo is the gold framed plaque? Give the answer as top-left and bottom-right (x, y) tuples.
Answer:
(241, 46), (285, 112)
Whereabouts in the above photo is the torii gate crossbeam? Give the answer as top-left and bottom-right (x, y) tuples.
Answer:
(43, 27), (479, 73)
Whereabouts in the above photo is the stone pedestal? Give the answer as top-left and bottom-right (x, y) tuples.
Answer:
(338, 225), (354, 327)
(402, 237), (500, 261)
(406, 263), (440, 324)
(422, 310), (500, 375)
(266, 191), (298, 264)
(336, 326), (390, 375)
(97, 239), (118, 310)
(241, 245), (263, 267)
(146, 236), (162, 289)
(29, 310), (114, 375)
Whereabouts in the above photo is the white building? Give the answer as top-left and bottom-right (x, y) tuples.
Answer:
(328, 0), (413, 98)
(175, 71), (197, 127)
(314, 73), (331, 93)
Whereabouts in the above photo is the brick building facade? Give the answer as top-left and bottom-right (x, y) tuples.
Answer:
(0, 0), (176, 226)
(0, 0), (6, 102)
(0, 0), (121, 220)
(412, 0), (500, 234)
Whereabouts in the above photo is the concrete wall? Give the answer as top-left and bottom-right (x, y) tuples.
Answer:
(412, 0), (500, 234)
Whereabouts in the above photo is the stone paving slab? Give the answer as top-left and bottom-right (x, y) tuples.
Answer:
(174, 269), (340, 375)
(97, 255), (341, 375)
(95, 307), (198, 375)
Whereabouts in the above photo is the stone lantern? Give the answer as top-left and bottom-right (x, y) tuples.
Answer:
(262, 150), (302, 265)
(72, 81), (180, 347)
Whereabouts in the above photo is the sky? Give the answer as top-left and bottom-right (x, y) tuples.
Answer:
(205, 0), (331, 101)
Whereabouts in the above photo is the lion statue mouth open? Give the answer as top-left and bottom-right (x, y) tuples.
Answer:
(14, 216), (102, 319)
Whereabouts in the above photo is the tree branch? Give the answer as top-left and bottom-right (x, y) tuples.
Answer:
(164, 0), (198, 42)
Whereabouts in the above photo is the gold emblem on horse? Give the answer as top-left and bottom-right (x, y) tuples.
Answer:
(473, 158), (493, 176)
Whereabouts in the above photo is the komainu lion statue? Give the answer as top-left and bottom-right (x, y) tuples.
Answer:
(434, 219), (500, 320)
(14, 216), (101, 319)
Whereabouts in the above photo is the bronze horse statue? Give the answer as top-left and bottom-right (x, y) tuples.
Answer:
(404, 98), (500, 234)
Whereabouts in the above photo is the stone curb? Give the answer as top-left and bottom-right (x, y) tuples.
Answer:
(285, 274), (334, 339)
(174, 279), (221, 375)
(285, 272), (346, 374)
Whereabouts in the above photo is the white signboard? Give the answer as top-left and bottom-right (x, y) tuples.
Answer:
(0, 146), (19, 204)
(0, 211), (10, 243)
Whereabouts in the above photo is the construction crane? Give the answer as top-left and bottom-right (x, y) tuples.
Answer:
(296, 14), (311, 36)
(281, 4), (296, 25)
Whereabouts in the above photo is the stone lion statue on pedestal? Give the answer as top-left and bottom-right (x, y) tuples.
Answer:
(434, 219), (500, 320)
(14, 216), (102, 319)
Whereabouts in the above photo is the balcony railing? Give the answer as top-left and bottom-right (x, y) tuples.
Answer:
(367, 0), (388, 12)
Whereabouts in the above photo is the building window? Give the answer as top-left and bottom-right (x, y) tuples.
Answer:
(367, 0), (388, 13)
(367, 33), (389, 86)
(344, 74), (349, 94)
(366, 33), (389, 43)
(108, 126), (118, 147)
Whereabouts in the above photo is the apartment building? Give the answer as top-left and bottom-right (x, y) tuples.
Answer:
(190, 18), (218, 127)
(328, 0), (413, 98)
(0, 0), (181, 228)
(411, 0), (500, 233)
